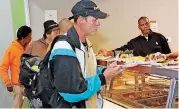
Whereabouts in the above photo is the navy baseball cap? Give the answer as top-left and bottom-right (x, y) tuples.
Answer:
(71, 0), (108, 19)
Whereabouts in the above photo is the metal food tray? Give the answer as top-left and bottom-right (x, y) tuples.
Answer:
(136, 95), (168, 107)
(109, 90), (169, 108)
(107, 89), (178, 108)
(147, 83), (170, 89)
(121, 89), (168, 101)
(110, 94), (145, 108)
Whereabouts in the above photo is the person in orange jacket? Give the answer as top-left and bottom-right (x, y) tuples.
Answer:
(0, 25), (32, 108)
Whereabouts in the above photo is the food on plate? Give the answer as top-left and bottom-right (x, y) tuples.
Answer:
(96, 53), (104, 58)
(137, 56), (146, 61)
(120, 54), (129, 58)
(167, 52), (178, 59)
(149, 52), (166, 63)
(156, 57), (166, 63)
(121, 56), (145, 64)
(167, 60), (179, 66)
(148, 54), (153, 60)
(145, 55), (150, 61)
(117, 59), (126, 65)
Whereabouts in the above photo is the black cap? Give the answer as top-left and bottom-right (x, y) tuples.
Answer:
(71, 0), (108, 19)
(43, 20), (58, 36)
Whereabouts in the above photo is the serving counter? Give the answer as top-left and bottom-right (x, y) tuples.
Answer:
(98, 58), (178, 108)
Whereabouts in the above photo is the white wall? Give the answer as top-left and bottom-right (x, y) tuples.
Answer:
(0, 0), (14, 107)
(29, 0), (178, 53)
(0, 0), (14, 59)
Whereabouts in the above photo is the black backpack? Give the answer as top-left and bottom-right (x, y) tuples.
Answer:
(19, 54), (41, 89)
(20, 36), (78, 108)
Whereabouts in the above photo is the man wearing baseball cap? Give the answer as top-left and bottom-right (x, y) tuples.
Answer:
(49, 0), (124, 108)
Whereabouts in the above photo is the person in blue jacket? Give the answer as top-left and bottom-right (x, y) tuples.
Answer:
(49, 0), (125, 108)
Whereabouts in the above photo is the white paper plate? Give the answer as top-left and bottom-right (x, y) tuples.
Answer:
(126, 63), (138, 67)
(150, 62), (163, 66)
(96, 56), (112, 60)
(137, 61), (150, 65)
(119, 63), (138, 68)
